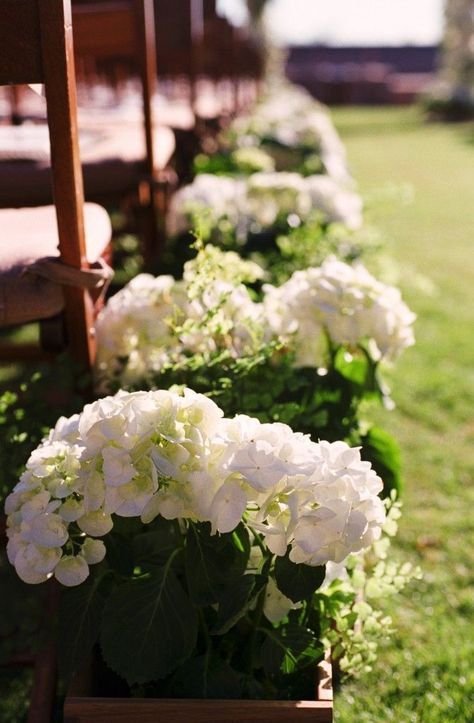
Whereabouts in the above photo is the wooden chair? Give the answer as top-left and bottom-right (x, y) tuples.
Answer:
(148, 0), (205, 183)
(0, 0), (113, 372)
(0, 0), (175, 271)
(153, 0), (225, 122)
(71, 0), (175, 268)
(153, 0), (194, 98)
(200, 14), (264, 117)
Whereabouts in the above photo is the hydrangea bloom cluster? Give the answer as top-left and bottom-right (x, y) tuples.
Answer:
(264, 256), (416, 367)
(303, 175), (363, 230)
(95, 274), (185, 387)
(245, 172), (312, 227)
(167, 174), (248, 236)
(5, 388), (386, 587)
(95, 247), (265, 388)
(232, 85), (352, 184)
(96, 246), (415, 388)
(169, 171), (363, 237)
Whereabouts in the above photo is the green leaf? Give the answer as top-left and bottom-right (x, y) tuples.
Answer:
(58, 573), (107, 679)
(269, 402), (301, 424)
(211, 574), (257, 634)
(334, 347), (370, 387)
(261, 624), (321, 676)
(100, 561), (198, 684)
(361, 425), (402, 496)
(260, 631), (285, 676)
(185, 523), (250, 606)
(133, 518), (181, 568)
(274, 552), (326, 603)
(169, 655), (242, 699)
(104, 533), (134, 576)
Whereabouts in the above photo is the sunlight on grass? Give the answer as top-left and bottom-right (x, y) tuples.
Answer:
(332, 107), (474, 722)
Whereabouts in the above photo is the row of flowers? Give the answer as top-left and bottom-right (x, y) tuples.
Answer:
(5, 83), (420, 696)
(95, 248), (414, 389)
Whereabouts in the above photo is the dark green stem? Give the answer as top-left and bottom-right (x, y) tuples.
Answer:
(244, 554), (272, 673)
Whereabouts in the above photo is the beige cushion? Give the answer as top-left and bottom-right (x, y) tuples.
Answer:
(0, 203), (112, 326)
(78, 99), (196, 131)
(81, 123), (175, 172)
(0, 123), (176, 207)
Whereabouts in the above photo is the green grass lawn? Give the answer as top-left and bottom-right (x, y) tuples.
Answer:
(331, 107), (474, 722)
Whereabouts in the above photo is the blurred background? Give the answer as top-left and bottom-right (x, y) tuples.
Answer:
(222, 0), (444, 102)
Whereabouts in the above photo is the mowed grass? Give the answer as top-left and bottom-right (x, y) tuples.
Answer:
(331, 107), (474, 721)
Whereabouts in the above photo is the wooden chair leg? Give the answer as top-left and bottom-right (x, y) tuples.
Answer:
(26, 581), (59, 723)
(27, 642), (57, 723)
(39, 314), (67, 354)
(61, 287), (96, 372)
(137, 180), (159, 273)
(138, 177), (177, 274)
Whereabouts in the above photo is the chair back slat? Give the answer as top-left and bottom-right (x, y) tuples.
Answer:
(72, 0), (157, 178)
(203, 0), (216, 21)
(72, 3), (136, 59)
(0, 0), (88, 268)
(0, 0), (43, 84)
(0, 0), (95, 366)
(154, 0), (193, 76)
(38, 0), (87, 269)
(135, 0), (157, 178)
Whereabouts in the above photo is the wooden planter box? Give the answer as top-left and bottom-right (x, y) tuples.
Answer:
(64, 656), (333, 722)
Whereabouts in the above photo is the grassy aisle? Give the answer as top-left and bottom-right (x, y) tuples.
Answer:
(331, 107), (474, 722)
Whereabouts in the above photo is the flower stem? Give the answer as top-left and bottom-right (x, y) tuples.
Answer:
(244, 554), (272, 673)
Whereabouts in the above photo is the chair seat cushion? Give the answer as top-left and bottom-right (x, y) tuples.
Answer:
(78, 98), (195, 131)
(0, 123), (176, 207)
(0, 203), (112, 326)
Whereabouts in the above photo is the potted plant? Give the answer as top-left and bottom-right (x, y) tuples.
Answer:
(64, 662), (333, 722)
(5, 387), (392, 719)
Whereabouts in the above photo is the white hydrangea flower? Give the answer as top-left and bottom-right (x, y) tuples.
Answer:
(246, 172), (312, 227)
(321, 559), (350, 588)
(263, 577), (300, 623)
(232, 86), (352, 184)
(24, 513), (69, 549)
(13, 546), (53, 585)
(5, 389), (386, 587)
(264, 256), (416, 367)
(183, 280), (265, 360)
(303, 175), (363, 229)
(288, 442), (386, 565)
(54, 555), (90, 586)
(81, 538), (106, 565)
(27, 544), (63, 575)
(59, 497), (85, 522)
(102, 447), (136, 487)
(167, 174), (247, 236)
(223, 420), (312, 493)
(95, 248), (266, 391)
(77, 511), (114, 537)
(169, 169), (359, 239)
(95, 274), (186, 389)
(209, 480), (248, 534)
